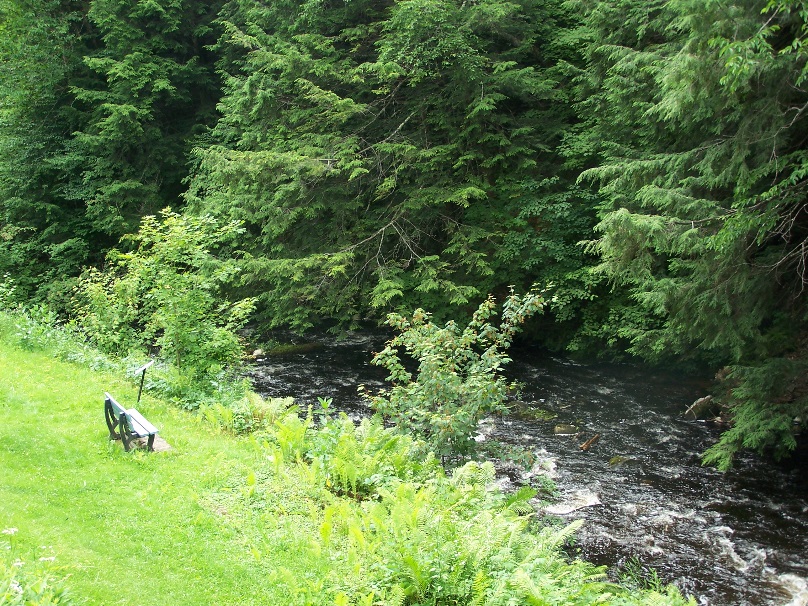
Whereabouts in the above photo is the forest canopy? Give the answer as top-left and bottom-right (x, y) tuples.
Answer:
(1, 0), (806, 468)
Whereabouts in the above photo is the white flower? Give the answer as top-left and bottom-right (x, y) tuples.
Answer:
(1, 527), (18, 535)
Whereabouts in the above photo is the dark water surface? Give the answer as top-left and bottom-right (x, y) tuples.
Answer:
(248, 332), (808, 606)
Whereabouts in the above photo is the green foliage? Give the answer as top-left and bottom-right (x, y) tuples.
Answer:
(0, 275), (15, 311)
(1, 529), (76, 606)
(0, 319), (692, 606)
(253, 411), (694, 606)
(569, 0), (808, 464)
(63, 0), (222, 237)
(0, 290), (255, 413)
(307, 414), (442, 498)
(0, 558), (75, 605)
(0, 0), (88, 303)
(185, 0), (587, 329)
(4, 0), (806, 468)
(703, 357), (808, 470)
(0, 0), (221, 306)
(364, 290), (545, 459)
(202, 393), (296, 435)
(618, 556), (664, 593)
(74, 209), (255, 380)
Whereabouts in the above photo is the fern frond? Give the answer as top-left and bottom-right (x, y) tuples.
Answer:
(384, 585), (406, 606)
(511, 569), (553, 606)
(471, 570), (490, 606)
(542, 519), (584, 550)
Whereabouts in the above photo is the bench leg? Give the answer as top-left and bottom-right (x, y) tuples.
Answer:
(147, 434), (155, 452)
(105, 401), (120, 440)
(120, 418), (133, 452)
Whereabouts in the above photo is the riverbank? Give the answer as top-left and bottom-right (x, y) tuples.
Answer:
(0, 319), (695, 604)
(249, 332), (808, 606)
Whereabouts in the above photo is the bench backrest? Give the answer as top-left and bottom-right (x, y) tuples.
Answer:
(104, 392), (126, 418)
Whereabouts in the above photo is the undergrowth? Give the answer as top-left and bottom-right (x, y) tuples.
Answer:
(240, 408), (696, 605)
(1, 529), (76, 605)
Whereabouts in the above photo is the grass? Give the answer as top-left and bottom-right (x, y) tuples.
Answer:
(0, 336), (317, 605)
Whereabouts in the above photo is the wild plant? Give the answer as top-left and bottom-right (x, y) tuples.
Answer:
(253, 418), (695, 606)
(272, 411), (312, 461)
(300, 413), (441, 498)
(364, 289), (545, 460)
(1, 529), (76, 606)
(73, 209), (255, 381)
(201, 394), (296, 434)
(0, 274), (17, 311)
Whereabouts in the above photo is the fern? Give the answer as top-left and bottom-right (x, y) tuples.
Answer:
(511, 570), (553, 606)
(540, 519), (584, 551)
(504, 485), (539, 517)
(272, 413), (310, 460)
(380, 585), (406, 606)
(471, 570), (490, 606)
(253, 392), (692, 606)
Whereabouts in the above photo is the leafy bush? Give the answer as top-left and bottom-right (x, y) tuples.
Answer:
(364, 290), (545, 459)
(0, 290), (258, 425)
(0, 287), (115, 372)
(0, 275), (18, 311)
(74, 209), (255, 381)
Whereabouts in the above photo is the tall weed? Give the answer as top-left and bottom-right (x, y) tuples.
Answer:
(1, 529), (76, 606)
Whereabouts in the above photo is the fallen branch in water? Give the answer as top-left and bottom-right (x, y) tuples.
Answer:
(579, 434), (600, 451)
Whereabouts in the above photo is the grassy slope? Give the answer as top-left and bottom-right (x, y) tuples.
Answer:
(0, 338), (316, 605)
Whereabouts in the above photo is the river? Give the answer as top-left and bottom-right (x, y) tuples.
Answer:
(248, 331), (808, 606)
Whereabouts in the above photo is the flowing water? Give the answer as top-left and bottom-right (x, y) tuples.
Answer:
(248, 332), (808, 606)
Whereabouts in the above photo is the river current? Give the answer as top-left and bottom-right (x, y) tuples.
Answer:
(248, 331), (808, 606)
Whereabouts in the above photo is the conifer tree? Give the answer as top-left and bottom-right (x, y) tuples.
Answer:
(0, 0), (88, 299)
(63, 0), (222, 238)
(186, 0), (587, 330)
(573, 0), (808, 467)
(0, 0), (221, 304)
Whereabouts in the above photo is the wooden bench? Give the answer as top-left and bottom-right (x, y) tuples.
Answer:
(104, 392), (159, 452)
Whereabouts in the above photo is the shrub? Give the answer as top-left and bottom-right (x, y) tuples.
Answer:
(74, 209), (255, 381)
(364, 289), (545, 460)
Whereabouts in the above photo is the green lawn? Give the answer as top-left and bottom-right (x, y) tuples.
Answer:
(0, 340), (314, 605)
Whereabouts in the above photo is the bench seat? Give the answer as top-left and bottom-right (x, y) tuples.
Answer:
(123, 407), (158, 437)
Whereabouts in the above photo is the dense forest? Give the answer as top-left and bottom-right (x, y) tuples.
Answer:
(1, 0), (807, 469)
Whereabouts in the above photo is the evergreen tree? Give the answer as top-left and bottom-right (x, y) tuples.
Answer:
(63, 0), (222, 238)
(186, 0), (588, 330)
(573, 0), (808, 467)
(0, 0), (88, 300)
(0, 0), (221, 305)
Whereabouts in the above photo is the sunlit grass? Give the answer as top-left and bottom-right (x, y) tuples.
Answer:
(0, 336), (316, 605)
